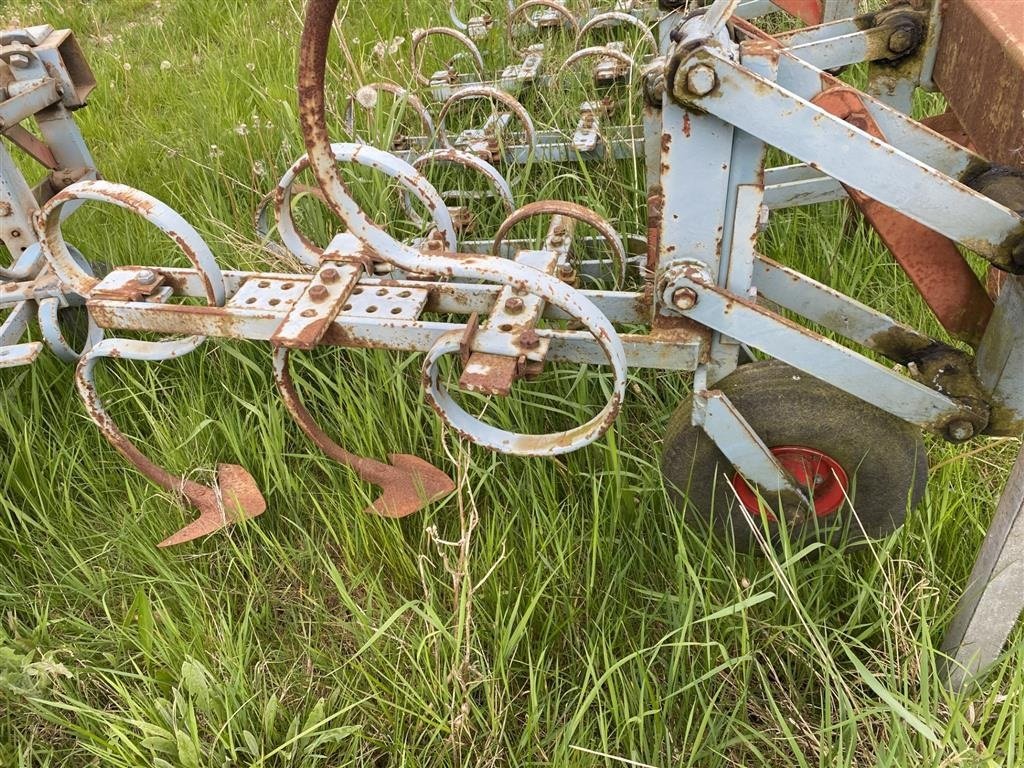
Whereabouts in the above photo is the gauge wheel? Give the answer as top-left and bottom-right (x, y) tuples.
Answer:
(662, 360), (929, 552)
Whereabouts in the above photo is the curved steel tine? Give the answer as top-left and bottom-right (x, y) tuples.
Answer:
(77, 337), (266, 547)
(272, 347), (455, 518)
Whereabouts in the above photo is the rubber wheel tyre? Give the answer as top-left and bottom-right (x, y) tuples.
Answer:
(662, 360), (929, 553)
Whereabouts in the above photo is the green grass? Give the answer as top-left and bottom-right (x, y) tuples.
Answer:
(1, 0), (1022, 765)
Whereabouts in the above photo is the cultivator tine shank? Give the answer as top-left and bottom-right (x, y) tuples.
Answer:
(272, 347), (455, 517)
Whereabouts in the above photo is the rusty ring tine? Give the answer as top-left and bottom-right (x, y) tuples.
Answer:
(449, 0), (514, 30)
(36, 181), (264, 547)
(409, 27), (485, 87)
(298, 1), (628, 455)
(271, 347), (456, 518)
(36, 179), (226, 305)
(490, 200), (628, 288)
(400, 148), (516, 231)
(507, 0), (579, 57)
(254, 185), (325, 262)
(342, 82), (435, 145)
(557, 45), (636, 80)
(273, 143), (458, 267)
(575, 12), (658, 56)
(435, 85), (538, 155)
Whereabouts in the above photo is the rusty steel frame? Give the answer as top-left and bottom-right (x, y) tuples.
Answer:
(3, 0), (1024, 685)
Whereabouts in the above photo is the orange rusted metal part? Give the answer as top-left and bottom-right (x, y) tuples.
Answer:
(158, 464), (267, 548)
(932, 0), (1024, 170)
(769, 0), (824, 27)
(812, 86), (994, 347)
(273, 348), (455, 517)
(920, 111), (975, 152)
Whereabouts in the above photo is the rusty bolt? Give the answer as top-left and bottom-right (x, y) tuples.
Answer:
(0, 202), (11, 217)
(685, 64), (717, 97)
(946, 419), (975, 443)
(136, 269), (158, 285)
(320, 267), (340, 284)
(549, 235), (564, 247)
(672, 287), (698, 311)
(8, 53), (32, 69)
(504, 296), (525, 314)
(519, 330), (540, 350)
(887, 27), (915, 55)
(308, 284), (329, 302)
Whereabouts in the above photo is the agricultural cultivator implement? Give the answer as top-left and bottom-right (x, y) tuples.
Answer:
(2, 0), (1023, 686)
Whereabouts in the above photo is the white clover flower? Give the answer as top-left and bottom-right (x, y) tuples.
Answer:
(160, 60), (172, 71)
(246, 62), (256, 72)
(122, 61), (132, 71)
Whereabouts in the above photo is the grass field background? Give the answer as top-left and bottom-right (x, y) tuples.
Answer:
(1, 0), (1022, 765)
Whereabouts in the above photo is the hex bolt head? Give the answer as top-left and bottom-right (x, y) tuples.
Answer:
(504, 296), (525, 314)
(519, 331), (540, 350)
(685, 64), (717, 97)
(308, 284), (329, 303)
(946, 419), (975, 443)
(320, 267), (340, 284)
(887, 27), (915, 55)
(672, 287), (698, 311)
(136, 269), (158, 285)
(8, 53), (32, 69)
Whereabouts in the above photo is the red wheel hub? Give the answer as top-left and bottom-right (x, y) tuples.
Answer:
(731, 446), (849, 521)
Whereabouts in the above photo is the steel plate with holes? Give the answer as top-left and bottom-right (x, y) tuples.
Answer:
(227, 278), (306, 312)
(340, 285), (429, 320)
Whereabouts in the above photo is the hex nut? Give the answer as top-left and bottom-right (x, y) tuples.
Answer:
(946, 419), (975, 443)
(308, 284), (329, 302)
(685, 64), (717, 97)
(504, 296), (525, 314)
(136, 269), (158, 285)
(887, 27), (915, 55)
(9, 52), (32, 69)
(320, 267), (340, 284)
(672, 287), (698, 311)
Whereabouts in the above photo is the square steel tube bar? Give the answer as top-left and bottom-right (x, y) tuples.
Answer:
(85, 299), (702, 371)
(766, 44), (992, 181)
(685, 47), (1024, 266)
(108, 267), (652, 324)
(667, 269), (969, 428)
(941, 445), (1024, 691)
(975, 275), (1024, 435)
(751, 254), (934, 358)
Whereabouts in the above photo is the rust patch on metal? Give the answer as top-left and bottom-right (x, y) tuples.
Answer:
(933, 0), (1024, 170)
(812, 87), (994, 347)
(274, 348), (455, 517)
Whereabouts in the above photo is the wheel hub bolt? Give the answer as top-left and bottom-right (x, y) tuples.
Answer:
(504, 296), (525, 314)
(685, 64), (717, 96)
(672, 287), (698, 311)
(136, 269), (158, 285)
(946, 419), (975, 442)
(309, 284), (329, 303)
